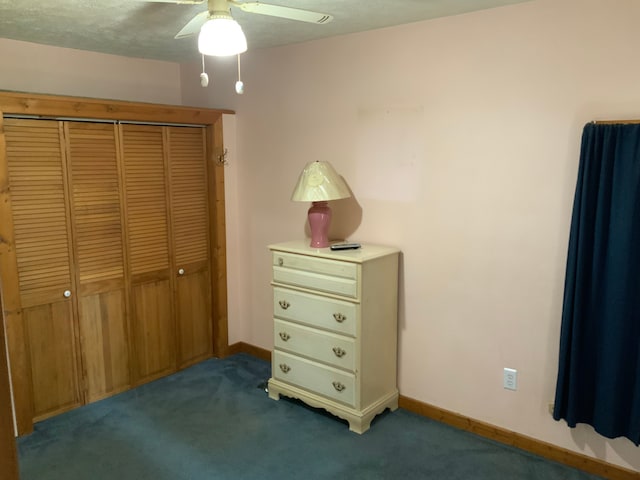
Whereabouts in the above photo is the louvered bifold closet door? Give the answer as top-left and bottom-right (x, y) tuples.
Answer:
(3, 119), (82, 421)
(120, 124), (175, 383)
(65, 122), (130, 402)
(167, 127), (212, 367)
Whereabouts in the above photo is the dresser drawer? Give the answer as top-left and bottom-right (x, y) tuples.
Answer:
(273, 252), (357, 278)
(273, 287), (357, 336)
(274, 319), (356, 371)
(273, 351), (356, 407)
(272, 252), (358, 298)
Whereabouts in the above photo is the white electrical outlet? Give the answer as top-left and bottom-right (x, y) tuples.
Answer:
(503, 368), (517, 391)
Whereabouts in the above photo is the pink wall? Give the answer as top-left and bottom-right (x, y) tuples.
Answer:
(0, 38), (182, 104)
(183, 0), (640, 471)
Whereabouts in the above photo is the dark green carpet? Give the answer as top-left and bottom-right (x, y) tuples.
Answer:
(18, 354), (603, 479)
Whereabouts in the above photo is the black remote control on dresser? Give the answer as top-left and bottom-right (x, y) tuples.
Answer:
(330, 243), (361, 251)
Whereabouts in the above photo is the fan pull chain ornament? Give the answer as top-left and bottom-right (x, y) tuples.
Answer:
(200, 54), (209, 87)
(235, 53), (244, 94)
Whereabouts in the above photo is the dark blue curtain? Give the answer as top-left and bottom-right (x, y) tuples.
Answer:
(553, 123), (640, 445)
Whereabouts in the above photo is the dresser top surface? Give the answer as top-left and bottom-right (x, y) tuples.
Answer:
(269, 240), (399, 263)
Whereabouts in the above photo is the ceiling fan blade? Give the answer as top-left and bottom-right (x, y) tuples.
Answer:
(232, 2), (333, 24)
(175, 11), (210, 39)
(144, 0), (205, 4)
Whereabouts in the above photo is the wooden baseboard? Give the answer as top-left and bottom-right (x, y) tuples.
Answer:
(232, 343), (637, 480)
(226, 342), (271, 362)
(399, 396), (638, 480)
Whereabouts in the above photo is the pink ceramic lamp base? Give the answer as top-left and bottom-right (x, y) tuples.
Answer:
(308, 201), (332, 248)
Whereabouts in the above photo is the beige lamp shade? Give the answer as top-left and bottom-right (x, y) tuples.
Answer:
(291, 161), (351, 202)
(291, 161), (351, 248)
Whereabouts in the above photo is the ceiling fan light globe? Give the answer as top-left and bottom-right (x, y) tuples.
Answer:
(198, 18), (247, 57)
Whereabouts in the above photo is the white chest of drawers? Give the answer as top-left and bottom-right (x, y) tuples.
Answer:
(267, 240), (399, 434)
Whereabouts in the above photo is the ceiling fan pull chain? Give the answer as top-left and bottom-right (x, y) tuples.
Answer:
(235, 53), (244, 94)
(200, 54), (209, 87)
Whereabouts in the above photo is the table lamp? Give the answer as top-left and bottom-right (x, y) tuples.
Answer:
(291, 161), (351, 248)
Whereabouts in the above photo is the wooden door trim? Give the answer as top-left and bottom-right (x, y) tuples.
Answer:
(0, 91), (234, 124)
(0, 91), (232, 436)
(209, 117), (229, 357)
(0, 281), (19, 479)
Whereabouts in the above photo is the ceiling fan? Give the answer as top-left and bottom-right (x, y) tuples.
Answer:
(146, 0), (333, 42)
(145, 0), (333, 92)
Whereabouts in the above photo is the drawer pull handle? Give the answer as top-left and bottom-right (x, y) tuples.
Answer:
(279, 300), (290, 310)
(333, 313), (346, 323)
(278, 257), (284, 266)
(332, 347), (346, 358)
(332, 381), (346, 392)
(279, 363), (291, 373)
(279, 332), (290, 341)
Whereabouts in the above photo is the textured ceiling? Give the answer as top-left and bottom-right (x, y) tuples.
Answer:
(0, 0), (529, 63)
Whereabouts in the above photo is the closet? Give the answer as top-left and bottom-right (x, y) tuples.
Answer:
(0, 92), (228, 435)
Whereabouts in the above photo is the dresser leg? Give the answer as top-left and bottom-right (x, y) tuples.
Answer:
(267, 379), (281, 401)
(348, 417), (371, 434)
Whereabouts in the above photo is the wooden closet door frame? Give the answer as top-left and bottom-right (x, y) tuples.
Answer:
(0, 261), (19, 480)
(0, 91), (232, 436)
